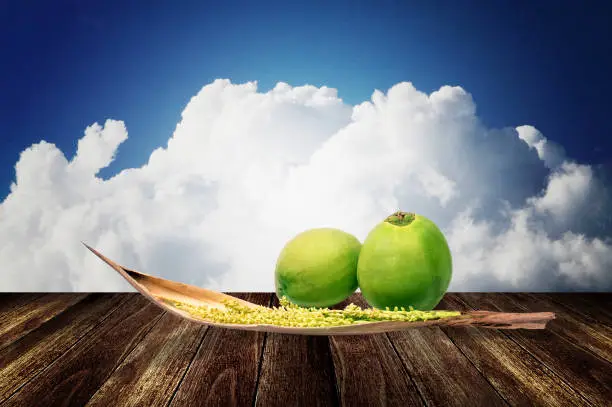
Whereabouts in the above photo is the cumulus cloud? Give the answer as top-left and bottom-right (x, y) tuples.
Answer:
(1, 79), (610, 292)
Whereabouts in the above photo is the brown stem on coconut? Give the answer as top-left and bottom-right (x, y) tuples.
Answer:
(385, 211), (416, 226)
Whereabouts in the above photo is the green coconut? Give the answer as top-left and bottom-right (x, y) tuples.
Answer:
(275, 228), (361, 308)
(357, 211), (453, 310)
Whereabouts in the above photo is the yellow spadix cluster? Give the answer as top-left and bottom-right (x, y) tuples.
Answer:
(167, 296), (460, 328)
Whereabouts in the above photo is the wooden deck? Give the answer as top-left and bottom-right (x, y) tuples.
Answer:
(0, 293), (610, 407)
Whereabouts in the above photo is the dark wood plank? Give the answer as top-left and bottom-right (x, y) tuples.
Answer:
(546, 293), (612, 326)
(0, 294), (44, 314)
(0, 294), (24, 307)
(170, 293), (271, 407)
(329, 294), (425, 407)
(0, 293), (89, 350)
(459, 293), (612, 407)
(254, 294), (339, 407)
(572, 293), (612, 308)
(437, 294), (589, 407)
(86, 311), (207, 406)
(0, 293), (127, 403)
(388, 326), (507, 406)
(500, 293), (612, 363)
(2, 294), (164, 407)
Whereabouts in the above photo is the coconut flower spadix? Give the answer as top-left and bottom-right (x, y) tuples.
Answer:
(83, 243), (556, 334)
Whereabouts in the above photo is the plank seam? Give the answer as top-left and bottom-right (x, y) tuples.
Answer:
(498, 329), (596, 407)
(328, 339), (342, 407)
(81, 310), (168, 406)
(545, 294), (612, 327)
(323, 336), (341, 407)
(500, 293), (612, 366)
(0, 293), (91, 353)
(521, 293), (604, 326)
(436, 326), (511, 406)
(545, 330), (612, 366)
(458, 295), (601, 406)
(165, 324), (211, 406)
(251, 293), (274, 407)
(497, 294), (612, 367)
(384, 332), (429, 407)
(0, 294), (133, 405)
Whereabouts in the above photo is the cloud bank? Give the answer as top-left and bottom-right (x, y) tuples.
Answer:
(1, 79), (611, 292)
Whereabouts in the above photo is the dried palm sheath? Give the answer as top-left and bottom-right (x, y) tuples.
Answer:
(83, 243), (555, 335)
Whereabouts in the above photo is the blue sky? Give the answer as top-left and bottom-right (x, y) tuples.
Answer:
(2, 0), (612, 292)
(1, 0), (611, 198)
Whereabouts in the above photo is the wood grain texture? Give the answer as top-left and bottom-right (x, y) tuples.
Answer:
(0, 293), (89, 350)
(0, 293), (610, 407)
(438, 294), (589, 407)
(329, 294), (425, 407)
(2, 294), (164, 407)
(546, 293), (612, 327)
(0, 294), (44, 314)
(170, 293), (271, 407)
(574, 293), (612, 309)
(499, 293), (612, 363)
(388, 325), (507, 406)
(460, 293), (612, 407)
(254, 294), (338, 407)
(0, 293), (127, 403)
(86, 311), (207, 407)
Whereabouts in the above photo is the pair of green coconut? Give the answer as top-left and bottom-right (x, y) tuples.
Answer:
(275, 211), (453, 311)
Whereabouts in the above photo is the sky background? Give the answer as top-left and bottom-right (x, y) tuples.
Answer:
(1, 0), (611, 293)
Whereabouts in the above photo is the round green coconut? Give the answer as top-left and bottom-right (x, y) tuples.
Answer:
(357, 212), (453, 310)
(275, 228), (361, 308)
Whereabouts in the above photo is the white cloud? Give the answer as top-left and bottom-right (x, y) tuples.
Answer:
(516, 125), (566, 169)
(1, 79), (610, 292)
